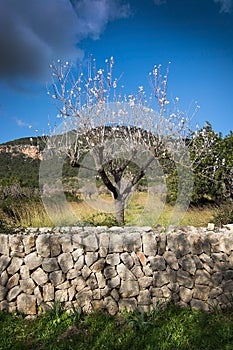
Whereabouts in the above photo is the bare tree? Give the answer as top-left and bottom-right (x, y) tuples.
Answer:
(45, 57), (200, 224)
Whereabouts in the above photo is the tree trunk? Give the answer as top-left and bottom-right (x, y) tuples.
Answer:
(114, 197), (125, 224)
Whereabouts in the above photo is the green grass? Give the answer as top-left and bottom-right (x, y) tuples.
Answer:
(0, 303), (232, 350)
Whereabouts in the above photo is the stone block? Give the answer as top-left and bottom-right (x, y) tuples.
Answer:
(118, 298), (137, 312)
(153, 271), (171, 287)
(72, 248), (84, 261)
(104, 266), (117, 279)
(138, 290), (151, 305)
(7, 286), (21, 301)
(0, 235), (9, 255)
(180, 287), (193, 303)
(104, 296), (118, 315)
(0, 286), (7, 301)
(58, 253), (73, 273)
(107, 275), (121, 289)
(163, 251), (179, 270)
(31, 267), (48, 286)
(85, 252), (99, 267)
(180, 256), (196, 275)
(20, 278), (36, 294)
(36, 235), (50, 257)
(17, 294), (37, 315)
(149, 256), (166, 271)
(20, 265), (30, 279)
(81, 265), (92, 280)
(142, 232), (157, 256)
(59, 235), (73, 253)
(193, 285), (210, 301)
(0, 270), (8, 286)
(7, 257), (23, 275)
(43, 283), (54, 301)
(195, 269), (211, 286)
(91, 258), (105, 272)
(138, 276), (153, 289)
(50, 236), (61, 257)
(106, 253), (120, 266)
(177, 270), (194, 288)
(49, 271), (64, 286)
(120, 252), (134, 269)
(119, 280), (139, 298)
(123, 232), (142, 252)
(117, 263), (136, 280)
(42, 258), (59, 272)
(0, 255), (11, 274)
(108, 234), (124, 253)
(55, 289), (68, 302)
(24, 252), (42, 270)
(22, 235), (35, 254)
(7, 273), (19, 289)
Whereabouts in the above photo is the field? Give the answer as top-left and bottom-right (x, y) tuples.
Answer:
(0, 191), (218, 229)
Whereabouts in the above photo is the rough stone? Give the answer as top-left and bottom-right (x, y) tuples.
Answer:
(138, 276), (153, 289)
(119, 280), (139, 298)
(120, 252), (134, 269)
(43, 284), (54, 301)
(24, 252), (42, 270)
(180, 287), (193, 303)
(36, 235), (50, 257)
(107, 275), (121, 289)
(195, 269), (211, 286)
(7, 286), (21, 301)
(74, 256), (85, 271)
(91, 258), (105, 272)
(17, 294), (37, 315)
(138, 290), (151, 305)
(7, 257), (23, 275)
(0, 270), (8, 286)
(58, 253), (73, 273)
(177, 270), (194, 288)
(153, 271), (170, 287)
(193, 285), (210, 301)
(49, 271), (64, 286)
(104, 296), (118, 315)
(142, 232), (157, 256)
(0, 286), (7, 301)
(20, 278), (36, 294)
(85, 252), (99, 267)
(31, 268), (48, 286)
(163, 251), (179, 270)
(20, 265), (30, 279)
(23, 235), (35, 254)
(0, 235), (9, 255)
(59, 235), (73, 253)
(106, 253), (120, 266)
(117, 263), (136, 280)
(50, 236), (61, 257)
(0, 255), (11, 274)
(7, 273), (19, 289)
(118, 298), (137, 312)
(42, 258), (59, 272)
(149, 256), (166, 271)
(104, 266), (117, 279)
(180, 256), (196, 275)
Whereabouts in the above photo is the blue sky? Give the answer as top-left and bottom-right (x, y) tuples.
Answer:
(0, 0), (233, 144)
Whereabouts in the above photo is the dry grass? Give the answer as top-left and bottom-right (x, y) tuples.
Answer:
(0, 192), (217, 229)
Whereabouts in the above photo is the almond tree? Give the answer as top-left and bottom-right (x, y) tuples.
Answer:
(45, 57), (203, 224)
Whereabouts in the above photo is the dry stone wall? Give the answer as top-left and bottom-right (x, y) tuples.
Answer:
(0, 226), (233, 316)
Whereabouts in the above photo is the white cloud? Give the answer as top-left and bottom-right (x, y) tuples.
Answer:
(214, 0), (232, 13)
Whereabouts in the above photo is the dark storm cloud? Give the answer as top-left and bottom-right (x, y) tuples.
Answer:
(0, 0), (130, 82)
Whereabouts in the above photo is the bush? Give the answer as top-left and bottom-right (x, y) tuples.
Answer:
(213, 203), (233, 227)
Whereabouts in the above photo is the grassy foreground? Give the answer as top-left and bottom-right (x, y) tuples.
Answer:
(0, 193), (217, 229)
(0, 303), (232, 350)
